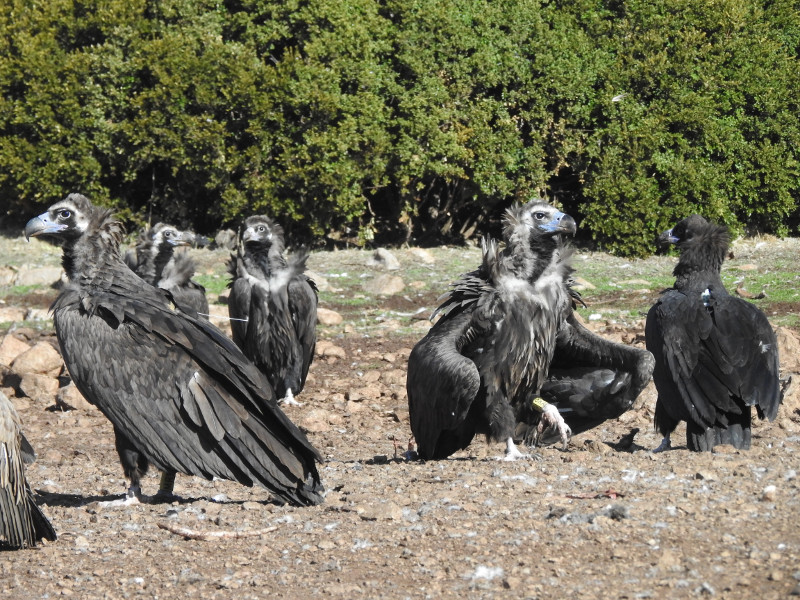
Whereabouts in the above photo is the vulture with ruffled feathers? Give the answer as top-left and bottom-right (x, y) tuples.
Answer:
(124, 223), (209, 318)
(0, 390), (57, 548)
(227, 215), (318, 407)
(407, 200), (654, 460)
(646, 214), (781, 451)
(25, 194), (324, 506)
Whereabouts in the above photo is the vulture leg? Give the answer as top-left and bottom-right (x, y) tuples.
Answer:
(501, 437), (531, 461)
(652, 436), (672, 453)
(536, 403), (572, 450)
(154, 470), (179, 502)
(279, 387), (303, 407)
(108, 427), (149, 504)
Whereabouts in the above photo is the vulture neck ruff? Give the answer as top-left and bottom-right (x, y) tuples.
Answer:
(672, 219), (729, 291)
(61, 207), (124, 290)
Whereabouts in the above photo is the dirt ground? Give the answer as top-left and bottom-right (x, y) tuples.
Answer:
(2, 239), (800, 599)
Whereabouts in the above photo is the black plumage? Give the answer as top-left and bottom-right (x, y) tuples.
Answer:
(407, 200), (655, 460)
(646, 214), (781, 451)
(124, 223), (209, 318)
(0, 390), (57, 548)
(407, 201), (578, 460)
(25, 194), (323, 506)
(227, 215), (318, 406)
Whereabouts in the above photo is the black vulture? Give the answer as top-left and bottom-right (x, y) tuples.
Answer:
(227, 215), (318, 407)
(25, 194), (324, 506)
(646, 214), (781, 452)
(124, 223), (209, 318)
(407, 201), (576, 460)
(0, 390), (57, 548)
(407, 200), (655, 460)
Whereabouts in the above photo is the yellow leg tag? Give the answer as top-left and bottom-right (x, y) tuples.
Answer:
(531, 397), (549, 412)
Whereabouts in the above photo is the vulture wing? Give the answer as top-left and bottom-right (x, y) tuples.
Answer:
(52, 280), (324, 507)
(407, 310), (483, 460)
(0, 391), (57, 548)
(647, 289), (780, 436)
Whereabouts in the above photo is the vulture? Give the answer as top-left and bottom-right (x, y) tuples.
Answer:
(407, 200), (655, 460)
(406, 200), (653, 460)
(227, 215), (318, 407)
(25, 194), (324, 506)
(0, 390), (57, 548)
(124, 223), (209, 318)
(646, 214), (781, 451)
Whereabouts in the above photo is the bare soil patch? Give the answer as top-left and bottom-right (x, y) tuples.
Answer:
(1, 237), (799, 599)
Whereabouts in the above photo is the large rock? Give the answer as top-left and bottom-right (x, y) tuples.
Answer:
(11, 341), (62, 376)
(317, 308), (343, 326)
(367, 248), (400, 271)
(408, 248), (435, 265)
(56, 383), (96, 412)
(18, 373), (60, 403)
(14, 266), (64, 286)
(776, 327), (800, 373)
(214, 229), (238, 250)
(0, 335), (30, 368)
(363, 274), (405, 296)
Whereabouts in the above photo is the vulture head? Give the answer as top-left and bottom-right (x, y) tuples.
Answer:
(660, 214), (730, 275)
(238, 215), (287, 262)
(149, 223), (192, 249)
(25, 193), (119, 247)
(503, 200), (576, 249)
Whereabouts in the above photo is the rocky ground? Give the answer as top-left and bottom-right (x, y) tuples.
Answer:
(1, 234), (799, 599)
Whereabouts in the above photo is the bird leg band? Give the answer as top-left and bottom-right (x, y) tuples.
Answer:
(159, 471), (176, 495)
(531, 397), (550, 413)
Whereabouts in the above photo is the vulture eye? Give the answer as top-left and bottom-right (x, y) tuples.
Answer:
(58, 209), (72, 220)
(258, 226), (266, 232)
(164, 231), (172, 237)
(534, 212), (546, 220)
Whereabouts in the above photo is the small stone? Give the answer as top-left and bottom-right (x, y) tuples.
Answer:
(761, 485), (777, 501)
(317, 308), (343, 326)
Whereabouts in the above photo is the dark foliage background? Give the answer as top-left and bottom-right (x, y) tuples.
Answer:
(1, 0), (798, 255)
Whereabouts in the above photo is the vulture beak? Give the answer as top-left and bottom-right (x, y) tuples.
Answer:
(167, 231), (191, 247)
(658, 228), (679, 245)
(541, 212), (577, 236)
(242, 227), (271, 244)
(24, 212), (67, 241)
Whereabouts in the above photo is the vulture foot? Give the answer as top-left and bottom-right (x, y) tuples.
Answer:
(99, 486), (147, 507)
(279, 389), (303, 407)
(537, 404), (572, 450)
(499, 437), (538, 461)
(652, 436), (672, 453)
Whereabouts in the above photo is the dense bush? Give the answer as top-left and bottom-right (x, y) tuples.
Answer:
(0, 0), (798, 254)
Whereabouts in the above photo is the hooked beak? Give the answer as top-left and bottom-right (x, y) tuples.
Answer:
(167, 231), (191, 247)
(658, 228), (679, 245)
(540, 212), (577, 236)
(24, 212), (67, 241)
(242, 227), (271, 244)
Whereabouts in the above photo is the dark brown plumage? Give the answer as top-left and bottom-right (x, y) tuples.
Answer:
(0, 390), (57, 548)
(407, 200), (655, 460)
(407, 201), (578, 459)
(227, 215), (318, 406)
(646, 215), (781, 451)
(124, 223), (209, 318)
(25, 194), (324, 506)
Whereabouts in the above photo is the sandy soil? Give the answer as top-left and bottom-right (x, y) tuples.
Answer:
(1, 240), (799, 599)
